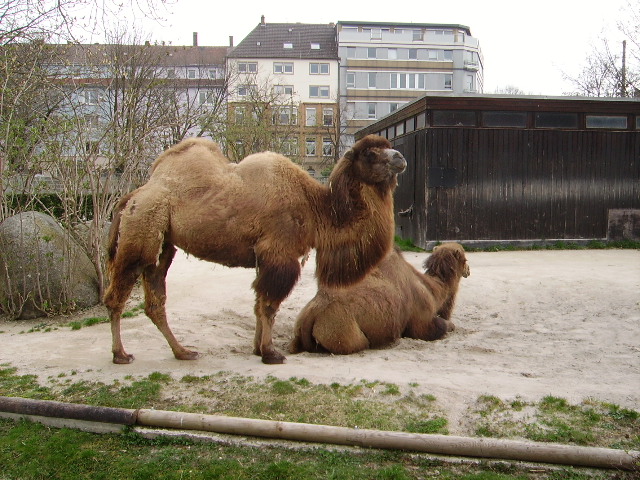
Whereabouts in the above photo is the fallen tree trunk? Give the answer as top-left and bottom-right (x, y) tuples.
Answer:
(1, 396), (638, 471)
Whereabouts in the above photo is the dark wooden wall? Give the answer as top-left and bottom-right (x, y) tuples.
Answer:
(393, 128), (640, 247)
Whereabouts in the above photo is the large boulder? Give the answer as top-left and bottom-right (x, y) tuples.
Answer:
(0, 211), (100, 319)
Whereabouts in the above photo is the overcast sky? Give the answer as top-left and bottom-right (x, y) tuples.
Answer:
(88, 0), (633, 96)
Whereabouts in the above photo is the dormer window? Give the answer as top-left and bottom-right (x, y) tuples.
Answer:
(284, 42), (293, 49)
(311, 43), (320, 50)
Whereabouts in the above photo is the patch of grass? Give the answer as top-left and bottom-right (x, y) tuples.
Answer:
(394, 236), (425, 252)
(471, 394), (640, 450)
(121, 302), (145, 318)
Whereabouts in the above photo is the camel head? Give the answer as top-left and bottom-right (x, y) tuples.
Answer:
(338, 134), (407, 186)
(328, 135), (406, 228)
(424, 243), (470, 283)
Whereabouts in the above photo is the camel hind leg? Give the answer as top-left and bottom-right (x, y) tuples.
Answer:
(104, 266), (140, 364)
(142, 243), (198, 360)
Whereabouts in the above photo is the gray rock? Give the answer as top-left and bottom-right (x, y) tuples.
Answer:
(0, 211), (100, 319)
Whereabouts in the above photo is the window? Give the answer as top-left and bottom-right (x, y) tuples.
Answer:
(535, 112), (578, 129)
(367, 47), (377, 59)
(281, 137), (298, 156)
(273, 106), (297, 125)
(322, 138), (333, 157)
(237, 84), (254, 96)
(306, 108), (316, 126)
(199, 90), (217, 105)
(235, 107), (245, 123)
(310, 42), (320, 50)
(409, 49), (418, 60)
(388, 48), (397, 60)
(427, 49), (438, 60)
(364, 28), (381, 40)
(187, 69), (197, 79)
(368, 72), (376, 88)
(323, 107), (333, 126)
(84, 89), (100, 104)
(283, 42), (293, 49)
(433, 110), (476, 127)
(444, 50), (453, 61)
(412, 29), (423, 41)
(310, 63), (329, 74)
(306, 138), (317, 156)
(390, 73), (425, 89)
(367, 103), (377, 119)
(465, 74), (475, 92)
(84, 114), (100, 128)
(390, 103), (400, 113)
(586, 115), (627, 129)
(346, 72), (355, 88)
(274, 62), (293, 74)
(273, 85), (294, 95)
(395, 122), (404, 135)
(166, 68), (176, 78)
(636, 116), (640, 129)
(347, 46), (356, 58)
(444, 74), (453, 89)
(309, 85), (329, 98)
(238, 62), (257, 73)
(483, 111), (527, 128)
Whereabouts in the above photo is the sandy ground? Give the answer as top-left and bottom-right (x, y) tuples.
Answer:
(1, 248), (639, 430)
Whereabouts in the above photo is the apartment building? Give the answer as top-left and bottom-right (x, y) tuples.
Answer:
(32, 41), (229, 178)
(227, 17), (340, 174)
(337, 21), (484, 143)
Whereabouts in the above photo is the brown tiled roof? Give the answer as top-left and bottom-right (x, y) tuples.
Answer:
(48, 44), (229, 66)
(228, 22), (338, 60)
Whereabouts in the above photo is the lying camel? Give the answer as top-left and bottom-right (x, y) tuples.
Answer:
(103, 135), (406, 364)
(289, 243), (470, 355)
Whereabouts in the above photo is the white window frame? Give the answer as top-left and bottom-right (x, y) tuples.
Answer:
(274, 62), (294, 74)
(273, 85), (294, 95)
(187, 68), (197, 79)
(346, 72), (355, 88)
(310, 63), (330, 75)
(444, 74), (453, 90)
(238, 62), (257, 73)
(322, 107), (333, 126)
(368, 72), (376, 88)
(322, 138), (333, 157)
(306, 138), (317, 156)
(367, 103), (377, 119)
(306, 107), (316, 126)
(309, 85), (330, 98)
(84, 89), (100, 105)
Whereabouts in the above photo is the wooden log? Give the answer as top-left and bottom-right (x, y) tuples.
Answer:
(136, 409), (639, 471)
(0, 396), (137, 425)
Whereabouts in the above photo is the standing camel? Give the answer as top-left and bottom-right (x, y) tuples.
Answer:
(104, 135), (406, 364)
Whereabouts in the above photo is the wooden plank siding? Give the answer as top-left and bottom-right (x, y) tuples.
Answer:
(392, 127), (639, 246)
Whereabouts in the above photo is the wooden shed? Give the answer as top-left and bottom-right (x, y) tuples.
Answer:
(356, 94), (640, 248)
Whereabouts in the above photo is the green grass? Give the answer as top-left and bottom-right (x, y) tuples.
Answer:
(0, 366), (638, 479)
(395, 236), (640, 253)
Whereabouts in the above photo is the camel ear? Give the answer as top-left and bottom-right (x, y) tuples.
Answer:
(343, 148), (354, 161)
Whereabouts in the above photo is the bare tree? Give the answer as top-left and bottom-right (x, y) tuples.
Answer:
(563, 2), (639, 97)
(223, 71), (301, 162)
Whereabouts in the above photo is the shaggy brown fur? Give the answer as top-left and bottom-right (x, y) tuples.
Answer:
(103, 135), (406, 364)
(289, 243), (470, 355)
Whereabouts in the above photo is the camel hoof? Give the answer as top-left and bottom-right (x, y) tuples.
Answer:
(113, 353), (135, 364)
(175, 350), (199, 361)
(262, 350), (286, 364)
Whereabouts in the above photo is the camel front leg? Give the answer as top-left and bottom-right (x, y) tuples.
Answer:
(143, 244), (198, 361)
(254, 297), (286, 364)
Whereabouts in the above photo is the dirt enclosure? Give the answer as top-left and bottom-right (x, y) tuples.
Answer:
(1, 248), (639, 432)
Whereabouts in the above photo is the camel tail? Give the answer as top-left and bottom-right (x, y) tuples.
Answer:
(107, 191), (136, 267)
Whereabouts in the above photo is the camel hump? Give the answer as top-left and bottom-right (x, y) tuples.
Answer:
(151, 137), (226, 172)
